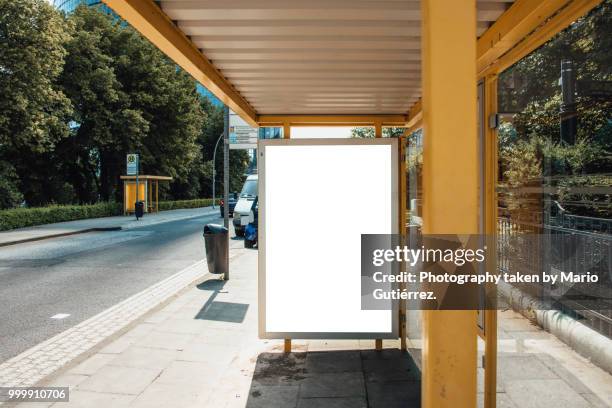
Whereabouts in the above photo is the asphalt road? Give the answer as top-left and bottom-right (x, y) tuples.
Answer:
(0, 213), (223, 363)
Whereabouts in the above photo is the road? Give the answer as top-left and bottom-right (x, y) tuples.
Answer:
(0, 212), (223, 363)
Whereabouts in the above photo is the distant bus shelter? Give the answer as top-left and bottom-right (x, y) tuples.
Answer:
(120, 175), (172, 215)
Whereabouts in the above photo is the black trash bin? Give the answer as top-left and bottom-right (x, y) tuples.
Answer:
(135, 201), (144, 220)
(203, 224), (228, 276)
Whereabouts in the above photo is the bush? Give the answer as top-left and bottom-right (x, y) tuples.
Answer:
(0, 202), (122, 231)
(158, 198), (217, 211)
(0, 199), (217, 231)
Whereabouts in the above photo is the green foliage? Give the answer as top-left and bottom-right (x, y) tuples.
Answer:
(0, 0), (73, 154)
(498, 2), (611, 219)
(351, 127), (405, 138)
(59, 6), (204, 202)
(0, 162), (23, 209)
(0, 198), (218, 231)
(0, 202), (122, 231)
(158, 198), (216, 211)
(0, 3), (249, 208)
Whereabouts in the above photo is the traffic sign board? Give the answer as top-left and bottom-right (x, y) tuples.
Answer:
(126, 154), (139, 176)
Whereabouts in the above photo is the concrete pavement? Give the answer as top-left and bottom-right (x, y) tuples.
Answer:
(10, 234), (610, 408)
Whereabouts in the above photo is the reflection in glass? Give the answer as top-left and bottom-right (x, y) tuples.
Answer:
(497, 3), (611, 338)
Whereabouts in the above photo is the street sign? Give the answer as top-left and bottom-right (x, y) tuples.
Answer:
(229, 110), (258, 149)
(126, 154), (139, 176)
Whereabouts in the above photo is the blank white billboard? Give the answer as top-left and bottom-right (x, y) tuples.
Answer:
(258, 138), (398, 339)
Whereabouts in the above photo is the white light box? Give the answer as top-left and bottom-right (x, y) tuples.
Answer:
(258, 138), (398, 339)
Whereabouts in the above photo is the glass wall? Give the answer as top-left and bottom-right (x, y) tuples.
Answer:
(496, 2), (611, 338)
(404, 128), (423, 352)
(53, 0), (113, 14)
(259, 127), (282, 140)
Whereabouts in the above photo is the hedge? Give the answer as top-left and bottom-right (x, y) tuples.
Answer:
(0, 199), (217, 231)
(158, 198), (217, 211)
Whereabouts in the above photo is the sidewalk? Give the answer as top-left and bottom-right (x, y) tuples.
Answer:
(13, 237), (612, 407)
(0, 207), (218, 246)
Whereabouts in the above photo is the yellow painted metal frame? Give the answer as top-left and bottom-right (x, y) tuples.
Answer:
(96, 1), (606, 407)
(258, 115), (408, 128)
(101, 0), (258, 127)
(477, 0), (572, 74)
(482, 75), (499, 408)
(408, 0), (603, 122)
(482, 0), (603, 76)
(421, 2), (478, 408)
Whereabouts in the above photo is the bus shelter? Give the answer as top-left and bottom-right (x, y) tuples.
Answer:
(120, 175), (172, 215)
(102, 1), (605, 407)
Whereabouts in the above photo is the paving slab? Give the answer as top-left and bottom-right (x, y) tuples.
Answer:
(13, 238), (611, 408)
(51, 390), (135, 408)
(299, 372), (365, 398)
(505, 379), (592, 408)
(298, 397), (367, 408)
(76, 365), (161, 395)
(245, 385), (300, 408)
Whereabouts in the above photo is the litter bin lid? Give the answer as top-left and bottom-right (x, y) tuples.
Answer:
(204, 223), (228, 235)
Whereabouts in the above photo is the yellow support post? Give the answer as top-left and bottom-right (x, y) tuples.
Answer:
(483, 75), (499, 408)
(284, 338), (291, 353)
(283, 123), (291, 139)
(374, 122), (383, 138)
(398, 136), (408, 352)
(421, 1), (478, 408)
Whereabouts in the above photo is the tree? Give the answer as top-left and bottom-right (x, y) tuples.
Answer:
(0, 0), (72, 152)
(0, 0), (73, 208)
(59, 6), (204, 202)
(351, 127), (406, 138)
(497, 2), (611, 219)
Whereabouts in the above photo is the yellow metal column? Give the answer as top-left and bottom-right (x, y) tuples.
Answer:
(374, 122), (383, 138)
(282, 122), (291, 353)
(421, 1), (478, 408)
(483, 75), (499, 408)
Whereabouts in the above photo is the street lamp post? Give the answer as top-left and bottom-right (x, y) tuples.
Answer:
(211, 133), (223, 209)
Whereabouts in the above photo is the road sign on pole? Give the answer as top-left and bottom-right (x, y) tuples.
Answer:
(126, 154), (139, 176)
(229, 110), (258, 149)
(127, 154), (140, 220)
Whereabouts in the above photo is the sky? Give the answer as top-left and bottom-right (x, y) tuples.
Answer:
(291, 127), (353, 139)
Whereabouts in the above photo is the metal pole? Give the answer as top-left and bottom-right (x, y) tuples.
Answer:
(212, 133), (223, 209)
(560, 59), (577, 144)
(223, 106), (230, 280)
(135, 155), (139, 220)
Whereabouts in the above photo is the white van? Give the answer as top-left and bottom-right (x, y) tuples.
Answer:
(233, 174), (258, 237)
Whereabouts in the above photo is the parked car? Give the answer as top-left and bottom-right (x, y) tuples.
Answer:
(233, 175), (258, 237)
(219, 192), (238, 218)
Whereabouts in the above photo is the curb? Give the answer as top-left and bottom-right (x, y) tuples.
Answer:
(0, 260), (210, 389)
(499, 281), (612, 375)
(0, 209), (219, 247)
(0, 227), (122, 248)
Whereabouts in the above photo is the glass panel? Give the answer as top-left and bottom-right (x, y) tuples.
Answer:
(495, 3), (611, 407)
(404, 128), (423, 357)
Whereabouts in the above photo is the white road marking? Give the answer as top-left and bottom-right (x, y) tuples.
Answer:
(50, 314), (70, 319)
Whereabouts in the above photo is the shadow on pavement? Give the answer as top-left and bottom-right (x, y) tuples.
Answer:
(194, 278), (249, 323)
(246, 349), (421, 408)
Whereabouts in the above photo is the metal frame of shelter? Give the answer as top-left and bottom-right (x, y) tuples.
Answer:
(101, 1), (604, 407)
